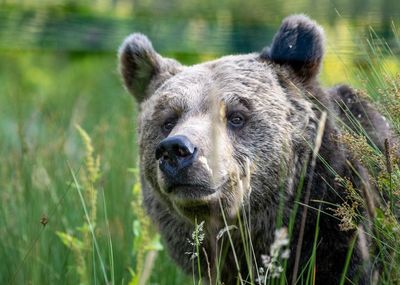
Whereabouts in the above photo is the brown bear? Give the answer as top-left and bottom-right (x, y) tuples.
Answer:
(118, 15), (395, 284)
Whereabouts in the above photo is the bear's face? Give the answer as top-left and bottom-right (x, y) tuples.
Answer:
(119, 15), (324, 223)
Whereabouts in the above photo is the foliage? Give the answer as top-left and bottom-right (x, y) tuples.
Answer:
(0, 2), (400, 284)
(129, 171), (163, 285)
(55, 125), (102, 285)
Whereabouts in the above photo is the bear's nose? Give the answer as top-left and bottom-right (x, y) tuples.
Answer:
(155, 135), (197, 176)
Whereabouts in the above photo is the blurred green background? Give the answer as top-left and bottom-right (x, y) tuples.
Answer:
(0, 0), (399, 284)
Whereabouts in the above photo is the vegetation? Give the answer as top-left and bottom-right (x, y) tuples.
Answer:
(0, 1), (399, 284)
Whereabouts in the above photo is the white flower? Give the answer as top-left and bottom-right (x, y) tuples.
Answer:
(281, 249), (290, 259)
(187, 221), (205, 246)
(185, 251), (198, 260)
(261, 254), (271, 266)
(186, 221), (205, 260)
(258, 227), (291, 282)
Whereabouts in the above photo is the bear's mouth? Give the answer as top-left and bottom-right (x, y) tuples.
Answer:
(168, 183), (225, 221)
(166, 183), (220, 203)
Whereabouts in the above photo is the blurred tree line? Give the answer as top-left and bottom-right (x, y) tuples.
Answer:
(0, 0), (399, 56)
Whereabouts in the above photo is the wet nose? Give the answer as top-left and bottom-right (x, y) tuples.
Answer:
(155, 135), (197, 176)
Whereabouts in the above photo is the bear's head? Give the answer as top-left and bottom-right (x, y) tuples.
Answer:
(119, 15), (324, 223)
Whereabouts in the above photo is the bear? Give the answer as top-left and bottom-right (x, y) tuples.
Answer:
(118, 15), (396, 284)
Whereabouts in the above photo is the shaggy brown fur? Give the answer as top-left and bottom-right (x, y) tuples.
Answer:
(118, 15), (394, 284)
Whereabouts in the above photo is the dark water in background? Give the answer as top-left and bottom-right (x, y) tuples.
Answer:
(0, 0), (399, 58)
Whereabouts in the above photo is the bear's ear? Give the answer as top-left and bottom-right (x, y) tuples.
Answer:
(260, 15), (325, 82)
(118, 33), (182, 102)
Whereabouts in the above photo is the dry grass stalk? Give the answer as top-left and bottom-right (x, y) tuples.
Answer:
(291, 111), (327, 285)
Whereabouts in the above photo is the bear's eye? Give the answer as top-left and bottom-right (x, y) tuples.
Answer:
(162, 118), (177, 134)
(228, 112), (245, 129)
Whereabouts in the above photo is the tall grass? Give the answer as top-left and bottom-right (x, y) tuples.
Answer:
(0, 27), (399, 285)
(0, 51), (189, 284)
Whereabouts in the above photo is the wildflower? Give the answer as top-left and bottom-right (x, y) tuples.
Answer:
(270, 228), (289, 257)
(333, 201), (359, 231)
(256, 227), (291, 284)
(187, 221), (205, 246)
(281, 249), (290, 259)
(333, 202), (358, 231)
(256, 267), (265, 284)
(186, 221), (205, 260)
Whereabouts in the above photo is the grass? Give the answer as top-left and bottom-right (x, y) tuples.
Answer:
(0, 29), (399, 285)
(0, 51), (190, 284)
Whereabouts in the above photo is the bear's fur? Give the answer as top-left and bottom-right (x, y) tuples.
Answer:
(118, 15), (396, 284)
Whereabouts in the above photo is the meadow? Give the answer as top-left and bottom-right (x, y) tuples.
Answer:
(0, 1), (400, 284)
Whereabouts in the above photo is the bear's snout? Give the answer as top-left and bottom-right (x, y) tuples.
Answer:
(156, 135), (198, 179)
